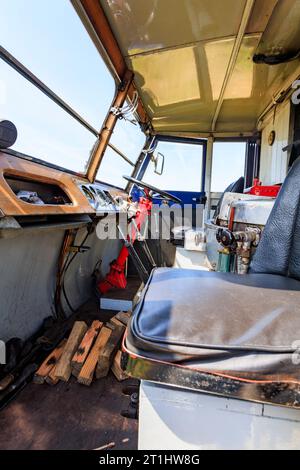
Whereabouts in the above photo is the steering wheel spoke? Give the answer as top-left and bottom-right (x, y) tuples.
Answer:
(123, 176), (182, 204)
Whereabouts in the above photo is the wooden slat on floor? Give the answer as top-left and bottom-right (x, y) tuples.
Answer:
(0, 300), (138, 450)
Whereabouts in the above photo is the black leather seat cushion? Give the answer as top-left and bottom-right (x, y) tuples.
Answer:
(126, 268), (300, 382)
(126, 160), (300, 386)
(250, 155), (300, 279)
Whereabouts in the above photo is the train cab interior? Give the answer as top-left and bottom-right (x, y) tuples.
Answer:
(1, 0), (300, 451)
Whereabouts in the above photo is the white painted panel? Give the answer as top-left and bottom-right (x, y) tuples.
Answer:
(173, 247), (209, 270)
(260, 100), (291, 185)
(139, 381), (300, 450)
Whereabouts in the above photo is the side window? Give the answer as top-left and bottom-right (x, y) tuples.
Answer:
(0, 0), (115, 172)
(143, 140), (204, 191)
(211, 142), (246, 192)
(97, 118), (146, 188)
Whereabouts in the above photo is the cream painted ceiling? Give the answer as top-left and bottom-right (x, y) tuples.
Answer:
(100, 0), (300, 135)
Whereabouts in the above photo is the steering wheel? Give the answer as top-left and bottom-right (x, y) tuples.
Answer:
(123, 176), (182, 204)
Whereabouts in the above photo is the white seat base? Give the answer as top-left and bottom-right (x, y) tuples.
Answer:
(138, 381), (300, 450)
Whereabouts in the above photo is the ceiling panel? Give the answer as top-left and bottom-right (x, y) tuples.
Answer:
(127, 38), (235, 133)
(217, 36), (300, 133)
(128, 46), (202, 109)
(224, 35), (260, 101)
(100, 0), (247, 56)
(97, 0), (300, 134)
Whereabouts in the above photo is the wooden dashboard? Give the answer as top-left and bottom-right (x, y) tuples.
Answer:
(0, 152), (96, 217)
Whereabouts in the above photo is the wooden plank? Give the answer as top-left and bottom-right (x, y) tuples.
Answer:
(55, 322), (88, 382)
(78, 326), (112, 386)
(96, 323), (125, 379)
(44, 340), (68, 386)
(71, 320), (102, 377)
(115, 311), (131, 326)
(33, 339), (67, 384)
(110, 317), (125, 329)
(45, 364), (60, 386)
(111, 351), (128, 381)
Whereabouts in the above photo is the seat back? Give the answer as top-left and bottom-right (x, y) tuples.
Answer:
(250, 157), (300, 279)
(214, 176), (244, 219)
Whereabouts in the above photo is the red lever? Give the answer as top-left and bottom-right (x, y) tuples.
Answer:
(97, 197), (152, 294)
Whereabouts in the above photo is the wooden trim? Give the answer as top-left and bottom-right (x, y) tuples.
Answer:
(0, 153), (95, 217)
(86, 69), (134, 182)
(79, 0), (149, 125)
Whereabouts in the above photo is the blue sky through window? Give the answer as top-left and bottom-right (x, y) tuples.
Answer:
(211, 142), (246, 192)
(0, 0), (115, 172)
(0, 1), (246, 189)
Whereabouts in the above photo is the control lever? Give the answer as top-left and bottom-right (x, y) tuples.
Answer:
(131, 218), (157, 270)
(118, 225), (149, 284)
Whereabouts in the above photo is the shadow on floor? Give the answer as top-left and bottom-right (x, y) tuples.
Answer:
(0, 373), (138, 450)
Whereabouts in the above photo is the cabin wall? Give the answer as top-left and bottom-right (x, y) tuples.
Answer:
(259, 100), (292, 185)
(0, 225), (121, 341)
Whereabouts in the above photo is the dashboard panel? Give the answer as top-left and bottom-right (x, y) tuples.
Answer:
(79, 183), (127, 214)
(0, 152), (128, 218)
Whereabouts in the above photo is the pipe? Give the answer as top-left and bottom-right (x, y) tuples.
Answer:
(211, 0), (255, 132)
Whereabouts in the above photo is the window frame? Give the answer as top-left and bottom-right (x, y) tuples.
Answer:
(0, 45), (146, 184)
(134, 134), (207, 194)
(95, 136), (147, 190)
(94, 101), (148, 188)
(210, 137), (248, 194)
(0, 44), (122, 179)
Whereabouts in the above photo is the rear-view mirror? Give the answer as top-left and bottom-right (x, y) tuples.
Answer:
(152, 152), (165, 175)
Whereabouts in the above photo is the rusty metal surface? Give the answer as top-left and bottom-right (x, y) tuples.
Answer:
(122, 350), (300, 410)
(86, 69), (134, 182)
(77, 0), (149, 126)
